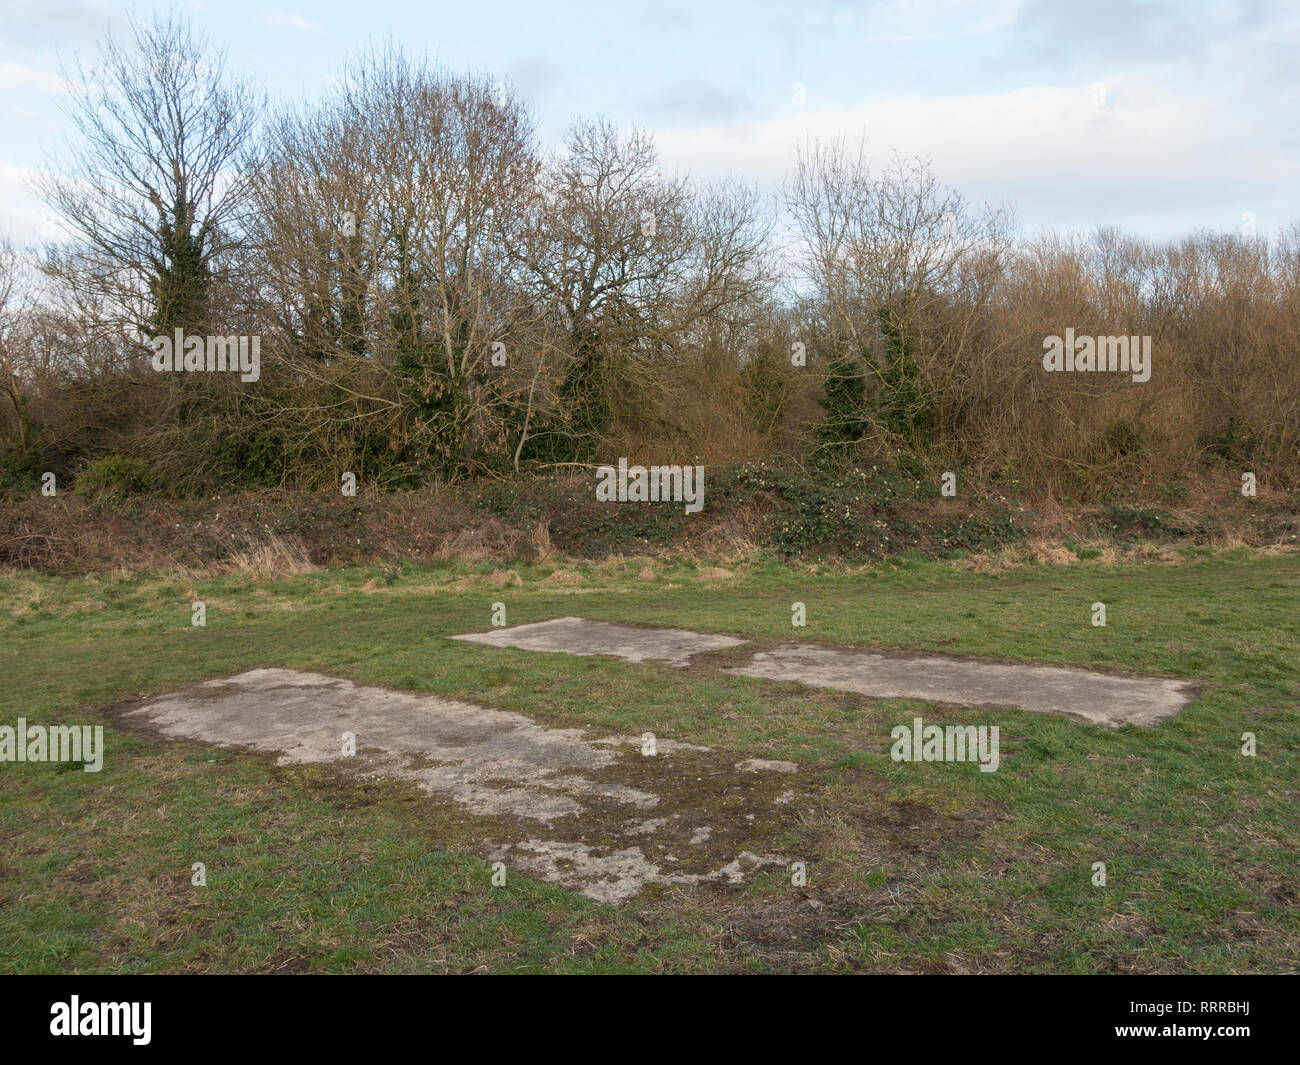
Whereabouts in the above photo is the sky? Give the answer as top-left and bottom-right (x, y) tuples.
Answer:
(1, 0), (1298, 250)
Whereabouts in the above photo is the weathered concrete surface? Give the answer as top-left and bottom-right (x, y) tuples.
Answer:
(452, 616), (745, 667)
(488, 842), (787, 905)
(737, 758), (799, 774)
(455, 617), (1193, 727)
(122, 668), (793, 904)
(725, 645), (1192, 727)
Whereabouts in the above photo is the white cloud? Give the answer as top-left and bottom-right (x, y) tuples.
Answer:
(0, 0), (119, 53)
(650, 65), (1300, 238)
(0, 62), (67, 94)
(257, 9), (323, 33)
(0, 164), (63, 245)
(858, 0), (1020, 43)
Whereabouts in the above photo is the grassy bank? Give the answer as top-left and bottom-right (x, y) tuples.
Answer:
(3, 462), (1296, 573)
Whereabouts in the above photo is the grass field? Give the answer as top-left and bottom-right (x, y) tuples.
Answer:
(1, 549), (1297, 973)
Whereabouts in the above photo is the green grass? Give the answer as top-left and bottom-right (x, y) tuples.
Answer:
(0, 551), (1297, 972)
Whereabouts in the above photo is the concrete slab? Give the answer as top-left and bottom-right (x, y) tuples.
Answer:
(121, 668), (794, 904)
(724, 645), (1192, 728)
(737, 758), (799, 774)
(452, 616), (1193, 728)
(452, 616), (745, 667)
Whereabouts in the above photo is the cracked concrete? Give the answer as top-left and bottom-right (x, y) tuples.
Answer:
(725, 645), (1192, 727)
(451, 616), (745, 666)
(121, 668), (794, 904)
(737, 758), (800, 774)
(455, 618), (1193, 728)
(489, 841), (786, 905)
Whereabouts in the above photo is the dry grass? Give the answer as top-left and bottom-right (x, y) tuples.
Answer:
(691, 519), (760, 563)
(1028, 539), (1078, 566)
(224, 534), (317, 577)
(529, 520), (554, 563)
(543, 568), (583, 586)
(486, 568), (524, 587)
(432, 517), (525, 564)
(6, 578), (45, 616)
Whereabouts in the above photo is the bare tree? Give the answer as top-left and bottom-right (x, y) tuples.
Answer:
(0, 236), (32, 458)
(786, 139), (1013, 453)
(36, 11), (263, 337)
(516, 118), (774, 460)
(250, 46), (543, 478)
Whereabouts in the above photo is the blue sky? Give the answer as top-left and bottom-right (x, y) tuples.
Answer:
(2, 0), (1298, 247)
